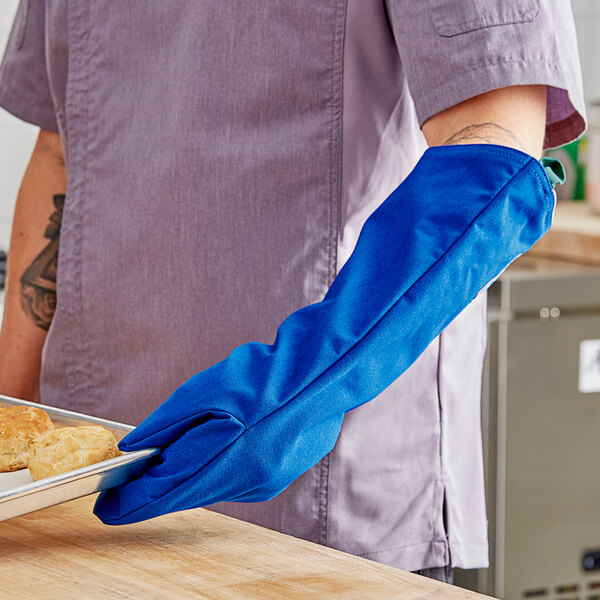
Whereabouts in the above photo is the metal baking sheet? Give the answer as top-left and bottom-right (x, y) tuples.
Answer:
(0, 395), (159, 521)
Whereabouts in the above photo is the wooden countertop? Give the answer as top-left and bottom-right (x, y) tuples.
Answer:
(0, 496), (494, 599)
(530, 201), (600, 265)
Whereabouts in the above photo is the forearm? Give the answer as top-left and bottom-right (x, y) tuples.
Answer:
(97, 135), (557, 524)
(422, 84), (547, 158)
(0, 129), (66, 401)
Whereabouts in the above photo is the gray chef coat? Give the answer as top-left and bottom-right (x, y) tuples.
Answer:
(0, 0), (585, 571)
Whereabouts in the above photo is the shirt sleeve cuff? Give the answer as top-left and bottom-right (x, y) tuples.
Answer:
(411, 58), (586, 150)
(0, 80), (59, 133)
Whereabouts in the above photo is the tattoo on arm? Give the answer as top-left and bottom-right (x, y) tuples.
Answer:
(20, 194), (65, 331)
(442, 122), (525, 151)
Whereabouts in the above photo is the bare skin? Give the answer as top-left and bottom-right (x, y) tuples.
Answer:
(19, 192), (64, 331)
(0, 130), (66, 401)
(422, 84), (547, 157)
(0, 85), (546, 402)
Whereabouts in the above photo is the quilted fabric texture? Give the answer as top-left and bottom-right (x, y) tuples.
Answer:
(94, 144), (556, 525)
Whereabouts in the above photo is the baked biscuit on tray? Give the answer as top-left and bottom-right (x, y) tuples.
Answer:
(29, 425), (121, 480)
(0, 406), (54, 472)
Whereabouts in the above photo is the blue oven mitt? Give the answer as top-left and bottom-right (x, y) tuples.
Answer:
(94, 145), (563, 525)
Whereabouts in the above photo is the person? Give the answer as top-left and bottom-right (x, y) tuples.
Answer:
(0, 0), (585, 583)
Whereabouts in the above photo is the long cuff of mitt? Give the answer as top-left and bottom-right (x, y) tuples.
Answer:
(94, 144), (563, 525)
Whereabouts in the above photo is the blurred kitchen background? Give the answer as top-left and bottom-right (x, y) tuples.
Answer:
(1, 2), (600, 600)
(0, 1), (37, 250)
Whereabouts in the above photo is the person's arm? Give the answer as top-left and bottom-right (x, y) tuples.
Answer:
(94, 84), (559, 525)
(0, 129), (67, 401)
(422, 84), (547, 158)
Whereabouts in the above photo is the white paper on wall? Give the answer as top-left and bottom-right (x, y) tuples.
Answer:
(579, 339), (600, 393)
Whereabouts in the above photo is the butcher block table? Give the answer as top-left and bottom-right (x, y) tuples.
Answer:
(530, 201), (600, 265)
(0, 495), (495, 599)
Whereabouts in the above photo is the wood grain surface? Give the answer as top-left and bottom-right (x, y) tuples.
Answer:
(530, 202), (600, 265)
(0, 495), (495, 599)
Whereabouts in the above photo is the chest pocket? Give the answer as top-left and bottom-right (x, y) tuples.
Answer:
(431, 0), (540, 37)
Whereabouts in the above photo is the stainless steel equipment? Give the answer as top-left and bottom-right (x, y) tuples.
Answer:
(456, 255), (600, 600)
(0, 395), (159, 521)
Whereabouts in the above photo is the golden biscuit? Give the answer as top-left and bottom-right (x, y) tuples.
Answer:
(28, 425), (121, 480)
(0, 406), (54, 472)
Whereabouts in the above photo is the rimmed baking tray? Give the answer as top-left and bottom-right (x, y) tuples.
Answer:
(0, 395), (159, 521)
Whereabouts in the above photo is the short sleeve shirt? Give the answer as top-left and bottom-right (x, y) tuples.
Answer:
(0, 0), (585, 571)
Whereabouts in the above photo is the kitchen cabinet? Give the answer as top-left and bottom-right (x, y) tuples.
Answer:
(457, 255), (600, 600)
